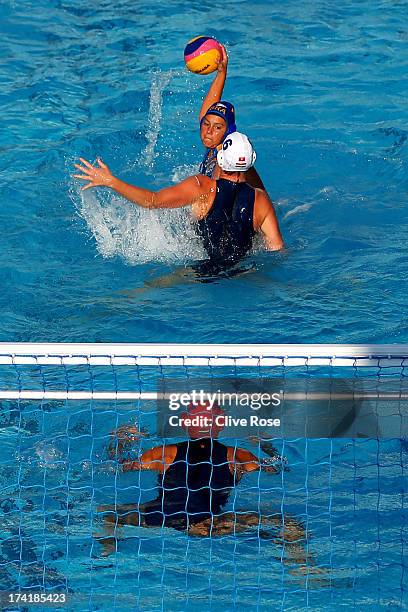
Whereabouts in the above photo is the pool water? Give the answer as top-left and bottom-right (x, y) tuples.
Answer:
(0, 0), (407, 610)
(1, 0), (407, 344)
(1, 398), (406, 611)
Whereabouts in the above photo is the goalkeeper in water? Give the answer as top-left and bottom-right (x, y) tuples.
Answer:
(97, 402), (317, 574)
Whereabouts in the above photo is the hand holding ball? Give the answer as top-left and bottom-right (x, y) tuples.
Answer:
(184, 36), (223, 75)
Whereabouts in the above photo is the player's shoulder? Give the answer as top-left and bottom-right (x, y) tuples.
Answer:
(192, 173), (215, 190)
(254, 187), (273, 211)
(253, 186), (268, 197)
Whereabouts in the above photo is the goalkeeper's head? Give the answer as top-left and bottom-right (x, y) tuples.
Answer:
(180, 402), (225, 439)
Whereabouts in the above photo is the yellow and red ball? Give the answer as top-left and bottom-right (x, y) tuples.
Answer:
(184, 36), (222, 75)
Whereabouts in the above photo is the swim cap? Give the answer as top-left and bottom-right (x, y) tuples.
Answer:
(217, 132), (257, 172)
(201, 101), (237, 137)
(180, 402), (225, 439)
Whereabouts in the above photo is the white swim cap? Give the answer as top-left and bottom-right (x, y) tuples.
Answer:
(217, 132), (257, 172)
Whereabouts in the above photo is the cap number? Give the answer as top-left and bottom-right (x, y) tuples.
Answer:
(223, 139), (233, 150)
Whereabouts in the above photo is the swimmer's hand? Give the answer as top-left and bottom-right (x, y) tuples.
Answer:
(74, 157), (115, 190)
(216, 44), (228, 74)
(249, 435), (289, 472)
(249, 435), (279, 458)
(111, 424), (147, 440)
(107, 424), (147, 460)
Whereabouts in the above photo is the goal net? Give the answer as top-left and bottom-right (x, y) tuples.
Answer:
(0, 343), (406, 610)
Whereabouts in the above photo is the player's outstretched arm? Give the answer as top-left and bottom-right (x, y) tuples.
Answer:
(74, 158), (204, 209)
(106, 424), (177, 472)
(228, 447), (279, 478)
(120, 445), (177, 473)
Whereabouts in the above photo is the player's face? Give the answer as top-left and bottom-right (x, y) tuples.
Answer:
(200, 115), (227, 149)
(181, 407), (225, 439)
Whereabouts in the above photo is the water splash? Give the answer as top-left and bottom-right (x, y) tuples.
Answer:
(171, 163), (199, 183)
(283, 202), (312, 220)
(140, 69), (174, 169)
(77, 189), (206, 264)
(33, 440), (63, 468)
(73, 67), (206, 265)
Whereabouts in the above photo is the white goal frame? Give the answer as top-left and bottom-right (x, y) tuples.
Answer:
(0, 343), (407, 401)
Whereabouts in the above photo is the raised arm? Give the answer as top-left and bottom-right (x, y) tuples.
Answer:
(199, 45), (228, 121)
(74, 158), (204, 209)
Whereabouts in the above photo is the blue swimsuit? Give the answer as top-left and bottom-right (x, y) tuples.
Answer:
(196, 178), (256, 263)
(142, 439), (235, 529)
(199, 147), (218, 178)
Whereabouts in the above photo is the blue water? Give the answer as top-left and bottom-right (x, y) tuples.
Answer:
(1, 0), (407, 344)
(1, 0), (408, 610)
(1, 397), (407, 611)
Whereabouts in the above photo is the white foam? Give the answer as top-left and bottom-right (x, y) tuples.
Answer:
(283, 202), (312, 220)
(78, 189), (205, 264)
(171, 163), (199, 183)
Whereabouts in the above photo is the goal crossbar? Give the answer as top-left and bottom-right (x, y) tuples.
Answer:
(1, 343), (407, 401)
(1, 342), (408, 367)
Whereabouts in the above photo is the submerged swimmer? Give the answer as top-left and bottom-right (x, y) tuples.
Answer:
(198, 44), (264, 189)
(97, 403), (313, 572)
(74, 131), (284, 261)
